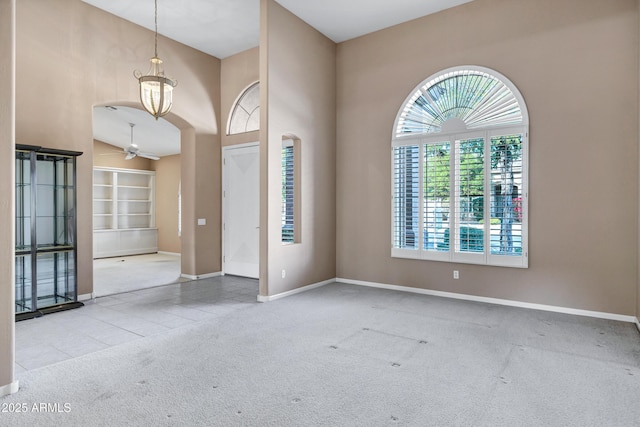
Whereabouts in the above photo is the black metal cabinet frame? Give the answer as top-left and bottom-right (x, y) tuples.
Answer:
(15, 144), (83, 321)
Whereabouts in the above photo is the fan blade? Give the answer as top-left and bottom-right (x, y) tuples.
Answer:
(138, 152), (160, 160)
(99, 147), (128, 156)
(125, 153), (136, 160)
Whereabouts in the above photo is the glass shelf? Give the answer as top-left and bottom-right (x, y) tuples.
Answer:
(15, 146), (81, 318)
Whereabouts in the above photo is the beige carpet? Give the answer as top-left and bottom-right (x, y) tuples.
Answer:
(2, 282), (640, 426)
(93, 253), (189, 297)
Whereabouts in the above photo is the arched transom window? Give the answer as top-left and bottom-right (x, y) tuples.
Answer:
(228, 82), (260, 135)
(392, 66), (529, 268)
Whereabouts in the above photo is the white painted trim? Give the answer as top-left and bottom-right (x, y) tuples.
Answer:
(635, 318), (640, 332)
(180, 271), (223, 280)
(257, 278), (334, 302)
(157, 251), (180, 257)
(337, 278), (638, 324)
(78, 293), (94, 302)
(226, 81), (259, 136)
(222, 141), (260, 151)
(392, 65), (529, 140)
(0, 380), (19, 397)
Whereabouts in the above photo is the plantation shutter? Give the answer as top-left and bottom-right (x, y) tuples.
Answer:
(392, 66), (528, 267)
(395, 69), (523, 137)
(281, 145), (294, 244)
(489, 134), (524, 256)
(454, 137), (485, 256)
(393, 145), (420, 250)
(423, 142), (451, 252)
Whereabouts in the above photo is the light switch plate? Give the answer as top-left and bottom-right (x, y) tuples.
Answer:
(197, 218), (206, 226)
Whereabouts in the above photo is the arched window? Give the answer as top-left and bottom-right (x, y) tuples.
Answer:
(392, 66), (528, 268)
(228, 82), (260, 135)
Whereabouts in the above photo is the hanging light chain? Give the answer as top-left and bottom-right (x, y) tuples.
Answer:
(133, 0), (177, 120)
(154, 0), (158, 58)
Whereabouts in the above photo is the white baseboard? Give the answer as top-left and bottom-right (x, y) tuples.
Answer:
(0, 380), (19, 397)
(78, 293), (94, 302)
(337, 278), (638, 324)
(157, 251), (181, 257)
(180, 271), (223, 280)
(258, 278), (334, 302)
(635, 318), (640, 332)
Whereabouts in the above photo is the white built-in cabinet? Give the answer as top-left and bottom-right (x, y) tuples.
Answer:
(93, 167), (157, 258)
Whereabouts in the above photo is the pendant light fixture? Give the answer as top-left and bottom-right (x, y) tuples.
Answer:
(133, 0), (177, 120)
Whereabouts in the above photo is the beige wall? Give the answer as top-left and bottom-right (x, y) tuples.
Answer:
(15, 0), (221, 291)
(0, 0), (16, 396)
(336, 0), (639, 315)
(261, 0), (336, 296)
(221, 47), (260, 147)
(180, 132), (221, 276)
(155, 154), (181, 254)
(93, 140), (152, 170)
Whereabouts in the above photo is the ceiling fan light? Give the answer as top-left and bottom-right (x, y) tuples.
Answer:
(124, 122), (160, 161)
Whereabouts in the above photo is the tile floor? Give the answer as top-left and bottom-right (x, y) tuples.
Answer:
(93, 253), (189, 297)
(14, 275), (259, 374)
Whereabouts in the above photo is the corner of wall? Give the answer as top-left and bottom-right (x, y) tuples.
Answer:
(637, 0), (640, 322)
(262, 0), (337, 297)
(0, 0), (16, 396)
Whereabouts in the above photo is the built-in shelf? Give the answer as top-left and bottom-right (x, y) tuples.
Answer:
(93, 167), (157, 258)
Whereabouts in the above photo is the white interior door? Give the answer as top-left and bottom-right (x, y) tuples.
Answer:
(223, 143), (259, 278)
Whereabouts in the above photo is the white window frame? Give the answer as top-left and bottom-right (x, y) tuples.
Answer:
(391, 66), (529, 268)
(227, 81), (260, 135)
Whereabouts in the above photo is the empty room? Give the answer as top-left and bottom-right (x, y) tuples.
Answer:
(1, 0), (640, 425)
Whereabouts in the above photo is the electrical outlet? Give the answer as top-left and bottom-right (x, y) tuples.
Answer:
(282, 269), (286, 279)
(453, 270), (459, 279)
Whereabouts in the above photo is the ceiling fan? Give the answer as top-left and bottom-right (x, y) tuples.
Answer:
(122, 123), (160, 160)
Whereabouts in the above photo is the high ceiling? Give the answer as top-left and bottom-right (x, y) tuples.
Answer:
(82, 0), (473, 58)
(82, 0), (473, 157)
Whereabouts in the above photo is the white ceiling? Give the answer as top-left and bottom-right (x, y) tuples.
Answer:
(82, 0), (261, 59)
(277, 0), (473, 45)
(82, 0), (473, 58)
(93, 106), (181, 157)
(83, 0), (473, 157)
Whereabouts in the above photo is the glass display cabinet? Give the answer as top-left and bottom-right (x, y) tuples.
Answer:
(15, 144), (83, 321)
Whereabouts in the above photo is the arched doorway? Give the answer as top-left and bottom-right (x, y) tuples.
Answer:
(91, 103), (184, 296)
